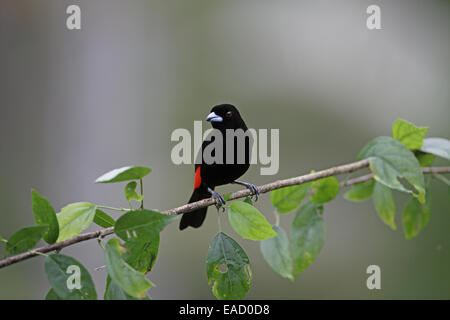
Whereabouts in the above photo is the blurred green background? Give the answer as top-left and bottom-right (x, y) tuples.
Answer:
(0, 0), (449, 299)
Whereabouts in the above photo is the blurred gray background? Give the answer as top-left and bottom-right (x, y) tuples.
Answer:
(0, 0), (449, 299)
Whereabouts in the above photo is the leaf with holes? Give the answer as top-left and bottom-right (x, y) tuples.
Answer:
(392, 119), (428, 150)
(260, 225), (294, 281)
(228, 201), (277, 241)
(358, 136), (425, 203)
(56, 202), (97, 242)
(271, 184), (309, 214)
(310, 176), (339, 204)
(291, 201), (325, 277)
(344, 179), (375, 202)
(421, 137), (450, 160)
(123, 233), (160, 274)
(31, 189), (59, 244)
(93, 209), (115, 228)
(104, 238), (153, 299)
(95, 166), (152, 183)
(402, 194), (431, 239)
(206, 232), (252, 300)
(45, 254), (97, 300)
(373, 182), (397, 230)
(6, 225), (49, 255)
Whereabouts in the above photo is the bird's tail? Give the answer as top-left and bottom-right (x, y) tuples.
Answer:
(179, 186), (211, 230)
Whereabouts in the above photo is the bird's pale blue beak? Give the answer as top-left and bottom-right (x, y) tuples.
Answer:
(205, 112), (223, 122)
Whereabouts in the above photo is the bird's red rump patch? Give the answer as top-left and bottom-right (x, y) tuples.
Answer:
(194, 166), (202, 189)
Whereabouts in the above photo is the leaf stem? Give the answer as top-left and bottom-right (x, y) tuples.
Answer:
(342, 171), (358, 186)
(97, 205), (131, 212)
(425, 174), (433, 188)
(273, 210), (280, 227)
(433, 173), (450, 186)
(32, 251), (49, 258)
(217, 212), (223, 232)
(140, 179), (144, 210)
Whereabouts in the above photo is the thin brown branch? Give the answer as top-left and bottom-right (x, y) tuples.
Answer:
(164, 159), (371, 215)
(0, 227), (114, 269)
(0, 160), (449, 270)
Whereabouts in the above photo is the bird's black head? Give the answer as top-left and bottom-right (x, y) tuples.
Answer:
(205, 104), (248, 131)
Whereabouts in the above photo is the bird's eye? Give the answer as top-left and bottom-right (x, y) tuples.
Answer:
(225, 111), (233, 118)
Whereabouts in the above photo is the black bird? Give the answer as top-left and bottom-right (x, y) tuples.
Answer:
(179, 104), (259, 230)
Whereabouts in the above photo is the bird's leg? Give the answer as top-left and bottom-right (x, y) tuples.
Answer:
(207, 187), (226, 210)
(233, 180), (260, 201)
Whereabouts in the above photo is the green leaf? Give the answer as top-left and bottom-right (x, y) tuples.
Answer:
(93, 209), (115, 228)
(372, 182), (396, 230)
(0, 235), (5, 243)
(45, 289), (62, 300)
(104, 276), (150, 300)
(104, 238), (153, 299)
(421, 137), (450, 160)
(310, 176), (340, 204)
(291, 201), (325, 277)
(206, 232), (252, 300)
(31, 189), (59, 244)
(114, 210), (170, 274)
(343, 179), (375, 202)
(358, 136), (426, 203)
(56, 202), (97, 242)
(270, 184), (309, 214)
(6, 225), (49, 255)
(95, 166), (152, 183)
(124, 181), (143, 203)
(228, 201), (277, 241)
(260, 225), (294, 281)
(402, 194), (431, 239)
(44, 254), (97, 300)
(115, 210), (178, 242)
(123, 234), (160, 274)
(415, 151), (435, 167)
(392, 119), (428, 150)
(114, 210), (162, 273)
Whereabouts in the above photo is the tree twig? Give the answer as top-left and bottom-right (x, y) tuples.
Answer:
(164, 159), (372, 215)
(0, 159), (449, 270)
